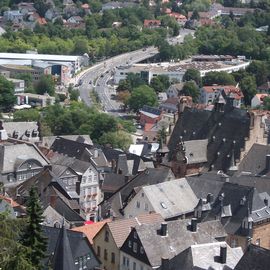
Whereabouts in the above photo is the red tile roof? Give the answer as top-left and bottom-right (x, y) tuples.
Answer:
(144, 19), (161, 27)
(72, 219), (110, 244)
(202, 85), (244, 100)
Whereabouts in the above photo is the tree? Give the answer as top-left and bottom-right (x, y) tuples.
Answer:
(0, 212), (35, 270)
(117, 91), (130, 110)
(116, 79), (131, 92)
(239, 75), (257, 105)
(246, 61), (269, 86)
(183, 69), (202, 86)
(20, 187), (47, 270)
(13, 109), (40, 122)
(182, 81), (200, 102)
(99, 130), (132, 150)
(126, 73), (145, 90)
(203, 71), (236, 86)
(0, 75), (16, 112)
(128, 85), (158, 112)
(35, 74), (55, 96)
(150, 75), (170, 93)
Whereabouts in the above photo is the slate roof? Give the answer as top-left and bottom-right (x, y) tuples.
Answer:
(184, 139), (208, 164)
(0, 140), (49, 173)
(41, 135), (93, 148)
(128, 219), (227, 267)
(3, 121), (39, 141)
(168, 107), (250, 172)
(102, 173), (126, 193)
(105, 213), (164, 248)
(140, 105), (162, 116)
(237, 143), (270, 175)
(234, 244), (270, 270)
(99, 167), (175, 218)
(159, 242), (242, 270)
(203, 182), (270, 236)
(138, 178), (198, 219)
(44, 226), (100, 270)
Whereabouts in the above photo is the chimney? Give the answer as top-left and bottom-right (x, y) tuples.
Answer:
(220, 244), (227, 264)
(266, 155), (270, 172)
(190, 218), (197, 232)
(160, 222), (167, 236)
(94, 149), (99, 158)
(207, 193), (214, 204)
(161, 258), (169, 270)
(264, 198), (268, 206)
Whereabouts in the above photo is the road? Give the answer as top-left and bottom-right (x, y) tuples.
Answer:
(77, 29), (194, 113)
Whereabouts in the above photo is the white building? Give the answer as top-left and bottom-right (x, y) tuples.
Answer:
(114, 58), (250, 84)
(7, 78), (25, 93)
(123, 178), (198, 220)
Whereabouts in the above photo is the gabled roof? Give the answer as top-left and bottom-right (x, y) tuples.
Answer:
(125, 219), (226, 267)
(168, 107), (250, 172)
(203, 182), (270, 235)
(105, 213), (163, 248)
(44, 225), (100, 270)
(100, 167), (175, 218)
(137, 178), (198, 219)
(234, 244), (270, 270)
(51, 224), (76, 270)
(71, 219), (110, 244)
(159, 241), (242, 270)
(202, 85), (243, 100)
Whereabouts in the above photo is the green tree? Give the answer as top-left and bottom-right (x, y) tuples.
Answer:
(13, 109), (40, 122)
(239, 75), (257, 105)
(35, 74), (55, 96)
(191, 10), (200, 20)
(0, 75), (16, 112)
(126, 73), (145, 89)
(246, 60), (269, 86)
(203, 71), (236, 86)
(182, 81), (200, 102)
(0, 211), (34, 270)
(150, 75), (170, 93)
(20, 187), (47, 270)
(128, 85), (158, 112)
(183, 69), (202, 87)
(99, 130), (132, 150)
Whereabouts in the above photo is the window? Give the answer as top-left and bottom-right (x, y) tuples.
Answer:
(140, 246), (144, 254)
(82, 176), (86, 183)
(145, 203), (148, 211)
(111, 252), (115, 264)
(104, 249), (108, 260)
(134, 231), (137, 239)
(141, 192), (144, 197)
(127, 258), (129, 267)
(88, 175), (92, 182)
(133, 262), (137, 270)
(123, 256), (126, 265)
(97, 246), (100, 257)
(140, 266), (144, 270)
(93, 186), (97, 194)
(133, 242), (137, 253)
(105, 230), (109, 242)
(128, 240), (132, 248)
(255, 238), (260, 246)
(136, 201), (140, 208)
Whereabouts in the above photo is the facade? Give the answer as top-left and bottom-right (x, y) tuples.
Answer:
(200, 85), (244, 108)
(16, 93), (55, 107)
(7, 78), (25, 93)
(93, 214), (163, 270)
(251, 94), (270, 108)
(3, 10), (23, 22)
(123, 178), (198, 220)
(114, 59), (250, 85)
(139, 106), (162, 126)
(0, 137), (50, 185)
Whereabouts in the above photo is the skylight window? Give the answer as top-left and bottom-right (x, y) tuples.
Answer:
(160, 202), (167, 209)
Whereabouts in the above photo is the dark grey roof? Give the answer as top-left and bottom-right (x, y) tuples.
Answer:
(237, 144), (270, 175)
(50, 137), (92, 159)
(157, 242), (242, 270)
(141, 105), (161, 116)
(42, 135), (93, 148)
(234, 244), (270, 270)
(102, 173), (126, 193)
(127, 219), (226, 267)
(168, 107), (250, 172)
(51, 224), (76, 270)
(43, 226), (100, 270)
(100, 167), (175, 218)
(203, 182), (270, 236)
(186, 172), (225, 200)
(184, 139), (208, 164)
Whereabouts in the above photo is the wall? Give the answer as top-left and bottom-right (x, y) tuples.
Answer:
(93, 224), (120, 270)
(252, 221), (270, 249)
(80, 165), (100, 221)
(120, 251), (152, 270)
(123, 189), (154, 219)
